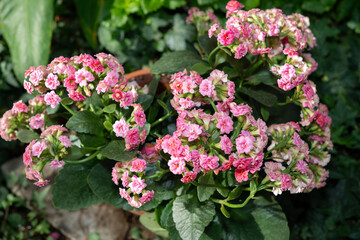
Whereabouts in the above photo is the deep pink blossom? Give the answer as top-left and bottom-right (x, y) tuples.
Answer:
(133, 108), (146, 127)
(281, 174), (293, 190)
(12, 100), (29, 114)
(220, 135), (233, 154)
(199, 154), (219, 170)
(125, 128), (140, 150)
(235, 169), (249, 182)
(235, 44), (248, 59)
(216, 113), (233, 134)
(68, 90), (87, 101)
(181, 172), (197, 183)
(218, 29), (235, 46)
(140, 190), (154, 204)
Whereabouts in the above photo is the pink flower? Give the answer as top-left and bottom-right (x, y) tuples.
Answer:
(25, 167), (42, 181)
(217, 29), (235, 46)
(121, 171), (130, 187)
(40, 125), (68, 138)
(128, 197), (142, 208)
(235, 169), (249, 182)
(235, 44), (248, 59)
(220, 135), (233, 154)
(125, 128), (140, 150)
(45, 73), (60, 90)
(281, 174), (293, 190)
(168, 157), (186, 174)
(120, 92), (134, 108)
(75, 68), (95, 87)
(119, 188), (131, 201)
(86, 59), (104, 74)
(230, 103), (252, 116)
(104, 70), (119, 87)
(63, 75), (77, 90)
(58, 135), (72, 148)
(12, 100), (29, 114)
(181, 172), (197, 183)
(208, 24), (219, 38)
(178, 97), (196, 109)
(161, 136), (182, 155)
(29, 114), (44, 129)
(129, 175), (147, 194)
(44, 91), (61, 108)
(96, 80), (109, 94)
(226, 1), (244, 13)
(68, 90), (87, 101)
(48, 159), (65, 169)
(182, 77), (197, 94)
(140, 190), (154, 204)
(31, 140), (47, 158)
(267, 25), (280, 36)
(235, 130), (255, 154)
(292, 132), (302, 148)
(277, 77), (294, 91)
(29, 70), (44, 86)
(182, 123), (203, 141)
(216, 113), (233, 134)
(130, 158), (147, 173)
(24, 81), (34, 94)
(34, 179), (49, 187)
(23, 146), (33, 166)
(296, 160), (308, 174)
(133, 109), (146, 127)
(113, 118), (129, 138)
(199, 154), (219, 170)
(302, 83), (314, 100)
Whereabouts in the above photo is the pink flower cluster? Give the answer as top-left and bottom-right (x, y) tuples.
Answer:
(0, 96), (47, 142)
(186, 7), (219, 36)
(112, 104), (147, 151)
(210, 2), (316, 57)
(158, 69), (268, 183)
(265, 121), (330, 195)
(112, 158), (154, 208)
(23, 125), (71, 187)
(170, 69), (235, 112)
(23, 53), (131, 109)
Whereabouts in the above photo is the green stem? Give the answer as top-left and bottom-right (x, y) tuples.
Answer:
(61, 102), (75, 116)
(64, 150), (100, 164)
(245, 57), (266, 78)
(208, 45), (221, 67)
(208, 98), (218, 112)
(211, 192), (255, 208)
(151, 110), (176, 128)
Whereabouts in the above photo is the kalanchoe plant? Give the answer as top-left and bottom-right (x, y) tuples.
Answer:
(0, 1), (333, 240)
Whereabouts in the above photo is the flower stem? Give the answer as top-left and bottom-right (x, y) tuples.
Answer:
(61, 102), (75, 116)
(151, 110), (176, 128)
(208, 45), (221, 67)
(64, 150), (100, 164)
(211, 192), (255, 208)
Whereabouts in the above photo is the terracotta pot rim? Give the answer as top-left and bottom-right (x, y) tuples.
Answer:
(124, 68), (151, 80)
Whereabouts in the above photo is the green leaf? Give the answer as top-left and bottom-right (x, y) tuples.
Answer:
(74, 0), (105, 49)
(151, 51), (202, 74)
(139, 212), (169, 238)
(0, 0), (54, 82)
(140, 0), (164, 14)
(198, 35), (217, 56)
(220, 204), (230, 218)
(197, 172), (216, 202)
(173, 194), (216, 240)
(219, 195), (289, 240)
(215, 50), (227, 67)
(244, 0), (260, 9)
(227, 185), (243, 201)
(103, 104), (117, 113)
(163, 0), (186, 9)
(191, 62), (212, 75)
(148, 75), (160, 97)
(160, 200), (174, 228)
(103, 121), (113, 131)
(301, 1), (327, 13)
(66, 111), (104, 135)
(246, 71), (275, 86)
(197, 0), (216, 5)
(260, 107), (270, 121)
(137, 94), (154, 111)
(239, 88), (277, 107)
(88, 233), (100, 240)
(164, 14), (195, 51)
(61, 97), (74, 106)
(100, 140), (137, 161)
(16, 129), (39, 143)
(78, 134), (107, 148)
(52, 161), (102, 210)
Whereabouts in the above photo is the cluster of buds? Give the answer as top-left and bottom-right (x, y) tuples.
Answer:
(23, 53), (138, 109)
(209, 1), (316, 58)
(170, 69), (235, 112)
(158, 69), (268, 183)
(265, 121), (329, 195)
(112, 157), (154, 208)
(186, 7), (219, 36)
(0, 96), (47, 141)
(23, 125), (71, 186)
(112, 103), (147, 151)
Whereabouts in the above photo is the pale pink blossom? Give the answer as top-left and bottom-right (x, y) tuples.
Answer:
(168, 157), (186, 174)
(162, 136), (182, 155)
(29, 114), (44, 129)
(68, 90), (87, 101)
(44, 91), (61, 108)
(216, 113), (233, 134)
(63, 75), (77, 90)
(113, 118), (129, 138)
(281, 174), (293, 190)
(267, 25), (280, 36)
(128, 197), (143, 208)
(24, 81), (34, 94)
(235, 44), (248, 59)
(208, 24), (219, 38)
(125, 128), (140, 150)
(133, 109), (146, 127)
(48, 159), (65, 169)
(34, 179), (49, 187)
(58, 135), (71, 148)
(130, 159), (147, 173)
(45, 73), (60, 90)
(11, 100), (28, 114)
(120, 92), (134, 108)
(104, 70), (119, 87)
(226, 1), (244, 13)
(178, 97), (196, 109)
(292, 132), (302, 148)
(29, 70), (44, 86)
(96, 80), (109, 94)
(23, 146), (33, 166)
(220, 135), (233, 154)
(182, 123), (203, 141)
(121, 171), (130, 187)
(230, 103), (252, 116)
(119, 188), (131, 201)
(235, 130), (255, 154)
(140, 190), (154, 204)
(31, 140), (47, 158)
(128, 175), (147, 194)
(75, 68), (95, 87)
(199, 154), (219, 170)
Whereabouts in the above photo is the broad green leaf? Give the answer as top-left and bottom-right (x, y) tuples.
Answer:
(301, 1), (327, 13)
(244, 0), (260, 9)
(66, 111), (104, 135)
(148, 75), (160, 97)
(191, 62), (212, 75)
(246, 71), (276, 86)
(160, 200), (174, 228)
(103, 104), (117, 113)
(137, 94), (154, 111)
(164, 14), (196, 51)
(140, 0), (164, 14)
(220, 195), (289, 240)
(198, 35), (217, 56)
(78, 133), (107, 148)
(173, 194), (216, 240)
(215, 50), (227, 67)
(103, 121), (113, 131)
(227, 185), (243, 201)
(61, 97), (73, 106)
(52, 161), (102, 210)
(74, 0), (105, 49)
(261, 107), (270, 121)
(16, 129), (39, 143)
(239, 88), (277, 107)
(0, 0), (54, 82)
(151, 51), (202, 74)
(100, 140), (137, 161)
(139, 212), (169, 238)
(197, 0), (216, 5)
(163, 0), (186, 9)
(197, 172), (216, 202)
